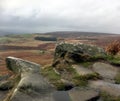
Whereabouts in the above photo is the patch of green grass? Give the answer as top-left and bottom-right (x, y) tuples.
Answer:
(72, 77), (88, 87)
(52, 81), (67, 90)
(0, 37), (13, 44)
(41, 65), (100, 89)
(106, 55), (120, 66)
(41, 66), (71, 90)
(41, 66), (61, 82)
(79, 62), (93, 68)
(0, 36), (29, 44)
(101, 92), (120, 101)
(115, 73), (120, 84)
(20, 34), (33, 38)
(65, 66), (77, 73)
(72, 73), (100, 87)
(5, 34), (33, 38)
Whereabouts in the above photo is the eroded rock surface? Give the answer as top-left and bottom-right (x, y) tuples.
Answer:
(89, 80), (120, 97)
(68, 87), (100, 101)
(93, 62), (118, 80)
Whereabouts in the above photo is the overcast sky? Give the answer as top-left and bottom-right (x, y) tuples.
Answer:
(0, 0), (120, 34)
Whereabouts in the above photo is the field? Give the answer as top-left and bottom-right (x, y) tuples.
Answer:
(0, 34), (56, 75)
(0, 32), (120, 75)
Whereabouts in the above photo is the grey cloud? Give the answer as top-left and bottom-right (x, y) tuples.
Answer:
(0, 0), (120, 34)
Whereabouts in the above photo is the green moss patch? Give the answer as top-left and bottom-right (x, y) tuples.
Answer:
(41, 66), (61, 81)
(106, 55), (120, 66)
(115, 73), (120, 84)
(101, 92), (120, 101)
(79, 62), (93, 68)
(72, 73), (100, 87)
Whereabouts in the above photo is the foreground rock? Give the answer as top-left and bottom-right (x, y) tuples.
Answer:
(0, 56), (102, 101)
(0, 91), (8, 101)
(93, 62), (118, 80)
(68, 87), (100, 101)
(5, 56), (55, 101)
(89, 80), (120, 97)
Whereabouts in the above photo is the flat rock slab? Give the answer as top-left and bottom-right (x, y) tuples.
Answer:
(73, 65), (94, 75)
(93, 62), (118, 80)
(4, 56), (55, 101)
(89, 80), (120, 97)
(68, 87), (99, 101)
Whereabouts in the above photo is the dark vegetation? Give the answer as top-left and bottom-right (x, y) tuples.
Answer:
(105, 40), (120, 55)
(105, 40), (120, 66)
(100, 92), (120, 101)
(34, 36), (57, 41)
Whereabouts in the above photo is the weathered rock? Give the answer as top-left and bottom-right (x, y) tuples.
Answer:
(0, 80), (14, 90)
(93, 62), (118, 80)
(53, 91), (71, 101)
(4, 56), (55, 101)
(68, 87), (100, 101)
(54, 43), (105, 62)
(53, 43), (106, 69)
(0, 74), (11, 81)
(72, 65), (94, 76)
(6, 56), (40, 73)
(0, 91), (8, 101)
(89, 80), (120, 97)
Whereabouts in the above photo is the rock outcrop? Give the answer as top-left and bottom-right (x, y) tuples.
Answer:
(53, 43), (106, 70)
(0, 56), (102, 101)
(4, 56), (55, 101)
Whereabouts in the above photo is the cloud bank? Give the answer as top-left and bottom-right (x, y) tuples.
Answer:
(0, 0), (120, 33)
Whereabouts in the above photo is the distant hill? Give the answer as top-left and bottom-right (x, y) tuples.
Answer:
(0, 30), (118, 37)
(0, 31), (12, 36)
(44, 31), (116, 38)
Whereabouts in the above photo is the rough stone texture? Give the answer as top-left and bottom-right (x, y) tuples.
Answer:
(6, 56), (40, 73)
(72, 65), (94, 75)
(68, 87), (100, 101)
(93, 62), (118, 80)
(5, 56), (55, 101)
(0, 91), (8, 101)
(89, 80), (120, 97)
(54, 43), (106, 62)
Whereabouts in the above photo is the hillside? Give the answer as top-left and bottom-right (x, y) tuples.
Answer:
(0, 42), (120, 101)
(0, 31), (120, 75)
(45, 31), (115, 37)
(0, 31), (120, 101)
